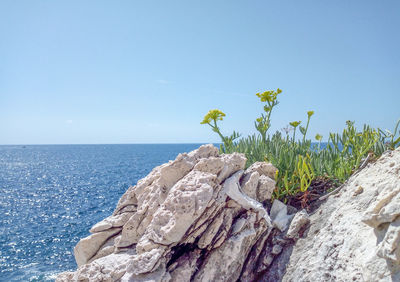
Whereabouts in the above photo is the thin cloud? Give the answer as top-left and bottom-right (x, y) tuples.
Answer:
(66, 120), (73, 124)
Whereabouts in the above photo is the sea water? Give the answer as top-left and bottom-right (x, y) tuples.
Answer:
(0, 144), (203, 281)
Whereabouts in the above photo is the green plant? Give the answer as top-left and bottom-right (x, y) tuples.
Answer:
(201, 89), (395, 203)
(254, 89), (282, 142)
(289, 121), (301, 142)
(200, 109), (226, 141)
(379, 119), (400, 150)
(274, 154), (314, 200)
(300, 111), (314, 142)
(326, 121), (380, 181)
(315, 133), (323, 150)
(200, 109), (240, 153)
(297, 154), (315, 192)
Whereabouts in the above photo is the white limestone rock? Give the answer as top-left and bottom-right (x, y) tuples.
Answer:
(193, 211), (269, 282)
(241, 170), (260, 200)
(222, 170), (271, 225)
(197, 209), (226, 249)
(56, 145), (400, 281)
(217, 153), (247, 182)
(74, 228), (121, 267)
(245, 161), (277, 180)
(270, 199), (293, 232)
(257, 174), (276, 202)
(136, 170), (217, 253)
(88, 233), (121, 263)
(282, 148), (400, 282)
(168, 249), (202, 282)
(241, 162), (277, 203)
(58, 250), (137, 282)
(285, 209), (310, 240)
(57, 144), (276, 282)
(90, 212), (134, 233)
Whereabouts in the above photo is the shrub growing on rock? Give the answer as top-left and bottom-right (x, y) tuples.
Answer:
(201, 89), (399, 203)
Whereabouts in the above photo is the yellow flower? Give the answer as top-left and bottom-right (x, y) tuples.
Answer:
(290, 121), (301, 128)
(307, 111), (314, 118)
(255, 90), (271, 102)
(256, 117), (263, 123)
(315, 134), (323, 141)
(200, 109), (226, 124)
(255, 88), (283, 103)
(274, 169), (279, 181)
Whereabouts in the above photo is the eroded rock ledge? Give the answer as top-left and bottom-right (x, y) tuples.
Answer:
(281, 148), (400, 282)
(57, 145), (282, 281)
(57, 145), (400, 282)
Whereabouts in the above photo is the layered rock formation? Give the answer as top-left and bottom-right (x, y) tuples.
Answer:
(57, 145), (281, 281)
(281, 148), (400, 282)
(57, 145), (400, 282)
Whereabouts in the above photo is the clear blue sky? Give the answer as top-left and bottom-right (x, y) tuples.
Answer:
(1, 1), (399, 144)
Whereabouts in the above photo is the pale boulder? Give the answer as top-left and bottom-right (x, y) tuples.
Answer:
(57, 144), (277, 282)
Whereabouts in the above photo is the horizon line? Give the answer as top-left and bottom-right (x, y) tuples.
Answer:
(0, 142), (221, 146)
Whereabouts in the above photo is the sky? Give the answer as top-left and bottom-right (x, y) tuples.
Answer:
(1, 0), (399, 144)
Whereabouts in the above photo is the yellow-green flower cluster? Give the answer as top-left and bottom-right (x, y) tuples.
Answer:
(307, 111), (314, 118)
(315, 134), (323, 141)
(290, 121), (301, 128)
(200, 109), (226, 124)
(256, 88), (282, 103)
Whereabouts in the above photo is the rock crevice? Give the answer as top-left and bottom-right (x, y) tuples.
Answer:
(57, 145), (400, 282)
(57, 145), (279, 281)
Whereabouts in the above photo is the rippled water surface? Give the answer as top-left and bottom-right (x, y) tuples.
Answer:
(0, 144), (204, 281)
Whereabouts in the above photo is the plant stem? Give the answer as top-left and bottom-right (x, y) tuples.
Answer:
(302, 117), (311, 143)
(212, 120), (226, 144)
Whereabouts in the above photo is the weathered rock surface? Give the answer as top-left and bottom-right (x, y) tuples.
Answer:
(57, 145), (400, 282)
(282, 148), (400, 282)
(57, 144), (279, 282)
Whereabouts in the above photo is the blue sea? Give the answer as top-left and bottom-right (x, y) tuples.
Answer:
(0, 144), (205, 281)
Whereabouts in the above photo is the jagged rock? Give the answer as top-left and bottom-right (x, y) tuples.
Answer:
(282, 148), (400, 282)
(285, 210), (310, 240)
(257, 175), (276, 202)
(57, 144), (277, 282)
(57, 145), (400, 282)
(242, 162), (276, 203)
(192, 211), (269, 282)
(241, 170), (260, 200)
(168, 249), (202, 282)
(90, 212), (134, 233)
(245, 162), (277, 180)
(270, 200), (293, 232)
(58, 250), (137, 282)
(271, 245), (283, 255)
(240, 228), (271, 281)
(74, 228), (121, 267)
(115, 145), (220, 248)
